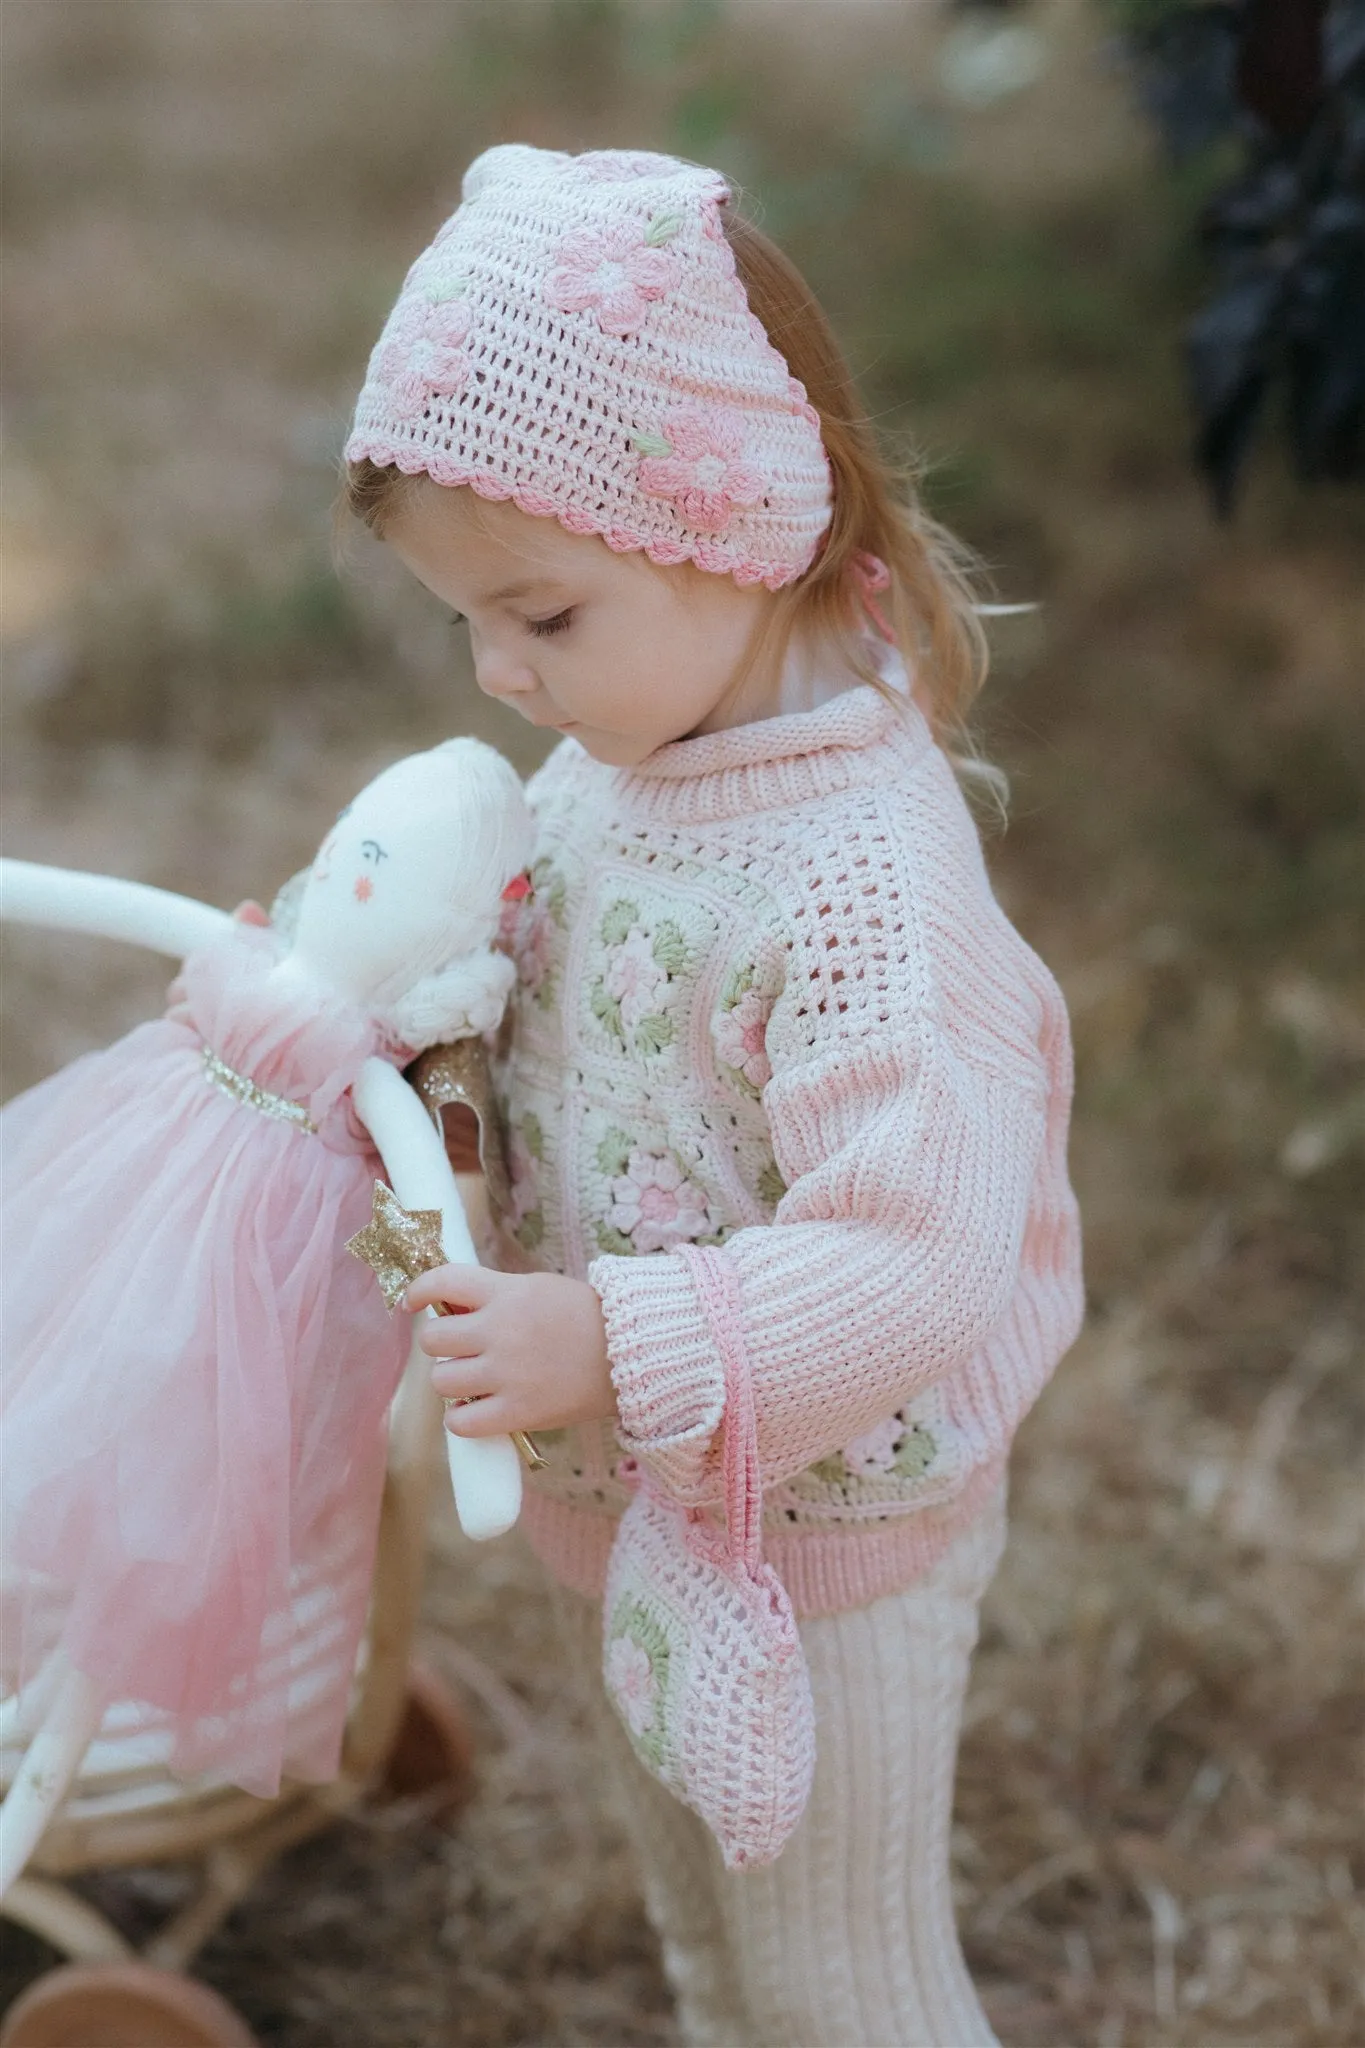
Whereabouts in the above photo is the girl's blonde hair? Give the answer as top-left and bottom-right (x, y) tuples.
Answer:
(339, 204), (1003, 807)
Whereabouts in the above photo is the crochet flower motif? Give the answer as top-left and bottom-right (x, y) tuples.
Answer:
(714, 966), (775, 1094)
(609, 1149), (713, 1255)
(544, 220), (680, 337)
(590, 899), (688, 1058)
(594, 1128), (716, 1257)
(574, 150), (675, 182)
(635, 404), (766, 534)
(373, 289), (472, 420)
(841, 1416), (902, 1476)
(607, 928), (669, 1035)
(814, 1416), (939, 1486)
(605, 1633), (658, 1738)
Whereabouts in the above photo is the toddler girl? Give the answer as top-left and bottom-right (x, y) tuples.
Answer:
(341, 144), (1083, 2048)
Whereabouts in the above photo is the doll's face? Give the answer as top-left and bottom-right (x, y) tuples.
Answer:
(290, 741), (531, 1004)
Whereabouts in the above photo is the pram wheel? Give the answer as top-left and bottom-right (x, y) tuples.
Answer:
(0, 1960), (259, 2048)
(379, 1660), (475, 1814)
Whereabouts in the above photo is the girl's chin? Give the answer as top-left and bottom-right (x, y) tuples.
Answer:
(577, 733), (656, 765)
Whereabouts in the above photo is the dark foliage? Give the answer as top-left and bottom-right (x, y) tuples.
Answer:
(1120, 0), (1365, 510)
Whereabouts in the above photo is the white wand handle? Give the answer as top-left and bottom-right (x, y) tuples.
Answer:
(352, 1058), (523, 1541)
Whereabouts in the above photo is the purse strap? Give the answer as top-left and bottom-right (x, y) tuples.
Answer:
(674, 1244), (763, 1575)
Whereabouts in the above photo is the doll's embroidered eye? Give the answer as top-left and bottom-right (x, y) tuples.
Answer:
(360, 841), (388, 865)
(528, 608), (575, 639)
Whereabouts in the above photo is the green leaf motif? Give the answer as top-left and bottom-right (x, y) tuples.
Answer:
(721, 962), (756, 1010)
(595, 1221), (637, 1258)
(532, 856), (568, 926)
(633, 1013), (676, 1057)
(650, 920), (688, 975)
(516, 1209), (545, 1252)
(590, 982), (625, 1043)
(757, 1161), (787, 1207)
(892, 1424), (937, 1479)
(600, 899), (640, 947)
(596, 1127), (634, 1178)
(644, 211), (684, 247)
(810, 1452), (848, 1486)
(521, 1112), (545, 1163)
(631, 430), (673, 460)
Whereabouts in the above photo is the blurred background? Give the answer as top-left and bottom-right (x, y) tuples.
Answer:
(1, 3), (1361, 2042)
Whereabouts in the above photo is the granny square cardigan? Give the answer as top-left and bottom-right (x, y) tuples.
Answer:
(494, 681), (1085, 1617)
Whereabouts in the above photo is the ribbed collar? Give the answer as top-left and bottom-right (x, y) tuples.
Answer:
(598, 683), (933, 826)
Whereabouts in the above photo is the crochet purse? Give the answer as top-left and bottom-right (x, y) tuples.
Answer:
(601, 1244), (816, 1869)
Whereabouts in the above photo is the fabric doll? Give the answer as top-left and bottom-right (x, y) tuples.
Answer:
(0, 737), (532, 1892)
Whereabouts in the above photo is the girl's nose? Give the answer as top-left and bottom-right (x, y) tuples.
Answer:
(473, 647), (538, 702)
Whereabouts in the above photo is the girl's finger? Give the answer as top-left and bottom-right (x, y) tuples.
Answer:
(442, 1394), (514, 1439)
(430, 1357), (494, 1403)
(406, 1263), (498, 1315)
(231, 900), (271, 927)
(418, 1311), (487, 1361)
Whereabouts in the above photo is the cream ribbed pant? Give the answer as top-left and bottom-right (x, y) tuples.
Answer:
(551, 1489), (1005, 2048)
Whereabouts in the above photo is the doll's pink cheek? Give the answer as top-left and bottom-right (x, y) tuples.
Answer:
(353, 874), (375, 904)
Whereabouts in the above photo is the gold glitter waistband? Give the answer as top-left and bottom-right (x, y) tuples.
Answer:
(201, 1045), (317, 1134)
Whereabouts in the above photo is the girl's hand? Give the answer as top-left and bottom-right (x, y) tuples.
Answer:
(407, 1266), (618, 1437)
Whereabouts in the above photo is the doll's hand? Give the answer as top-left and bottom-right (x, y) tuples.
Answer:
(407, 1266), (618, 1437)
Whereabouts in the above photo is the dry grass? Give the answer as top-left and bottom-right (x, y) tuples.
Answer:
(2, 4), (1362, 2042)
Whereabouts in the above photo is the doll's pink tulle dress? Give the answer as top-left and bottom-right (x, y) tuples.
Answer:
(0, 926), (411, 1798)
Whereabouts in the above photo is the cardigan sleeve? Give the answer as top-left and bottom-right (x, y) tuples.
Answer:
(588, 918), (1052, 1505)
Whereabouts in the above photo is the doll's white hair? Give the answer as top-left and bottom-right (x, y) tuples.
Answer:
(377, 948), (516, 1053)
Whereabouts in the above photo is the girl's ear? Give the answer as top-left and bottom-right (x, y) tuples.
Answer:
(377, 950), (516, 1053)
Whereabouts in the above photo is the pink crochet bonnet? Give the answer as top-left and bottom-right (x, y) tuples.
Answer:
(344, 144), (833, 590)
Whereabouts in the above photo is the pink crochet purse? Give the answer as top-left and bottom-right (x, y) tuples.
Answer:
(601, 1244), (816, 1869)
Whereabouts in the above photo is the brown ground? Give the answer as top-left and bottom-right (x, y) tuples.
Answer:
(2, 4), (1362, 2044)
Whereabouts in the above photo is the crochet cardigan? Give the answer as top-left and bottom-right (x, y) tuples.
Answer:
(494, 681), (1084, 1617)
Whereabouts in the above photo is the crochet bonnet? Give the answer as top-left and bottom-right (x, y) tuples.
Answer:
(345, 144), (833, 590)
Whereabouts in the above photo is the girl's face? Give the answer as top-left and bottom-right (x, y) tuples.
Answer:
(383, 483), (787, 768)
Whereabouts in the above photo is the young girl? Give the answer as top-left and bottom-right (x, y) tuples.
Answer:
(341, 143), (1084, 2048)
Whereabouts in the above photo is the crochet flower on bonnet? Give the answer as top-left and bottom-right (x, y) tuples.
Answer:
(544, 221), (681, 337)
(636, 403), (767, 535)
(372, 290), (471, 421)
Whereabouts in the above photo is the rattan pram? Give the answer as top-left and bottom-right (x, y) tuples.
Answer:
(0, 1045), (498, 2048)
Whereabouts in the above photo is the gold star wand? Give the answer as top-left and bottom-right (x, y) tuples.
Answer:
(346, 1180), (546, 1471)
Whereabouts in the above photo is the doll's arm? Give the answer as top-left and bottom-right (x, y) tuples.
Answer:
(352, 1056), (523, 1541)
(0, 859), (231, 958)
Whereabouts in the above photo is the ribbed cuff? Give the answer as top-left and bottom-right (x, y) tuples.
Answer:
(588, 1249), (726, 1500)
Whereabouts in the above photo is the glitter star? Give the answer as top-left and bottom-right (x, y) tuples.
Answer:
(345, 1180), (448, 1310)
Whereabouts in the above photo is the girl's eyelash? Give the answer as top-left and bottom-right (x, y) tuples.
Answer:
(528, 608), (574, 639)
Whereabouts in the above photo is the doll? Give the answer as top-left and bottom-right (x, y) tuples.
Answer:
(0, 737), (533, 1892)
